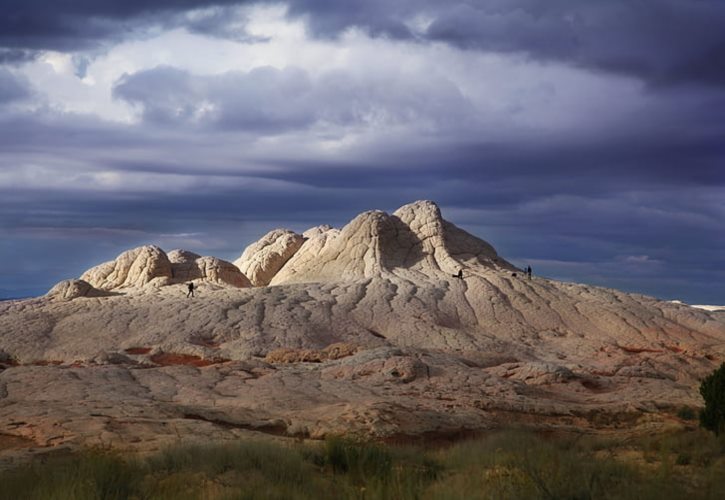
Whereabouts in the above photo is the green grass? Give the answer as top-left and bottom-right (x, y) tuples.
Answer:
(1, 429), (724, 499)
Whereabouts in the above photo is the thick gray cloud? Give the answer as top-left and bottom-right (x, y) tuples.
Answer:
(0, 0), (255, 57)
(0, 68), (30, 103)
(422, 1), (725, 87)
(286, 0), (725, 87)
(4, 1), (725, 86)
(0, 48), (38, 64)
(112, 64), (472, 131)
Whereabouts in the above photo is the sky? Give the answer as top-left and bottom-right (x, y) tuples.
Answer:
(0, 0), (723, 304)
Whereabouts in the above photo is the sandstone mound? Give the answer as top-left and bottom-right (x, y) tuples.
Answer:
(271, 225), (340, 284)
(303, 224), (334, 238)
(169, 250), (251, 287)
(271, 200), (513, 285)
(195, 256), (251, 287)
(234, 229), (305, 286)
(167, 249), (202, 278)
(81, 245), (173, 290)
(46, 279), (113, 301)
(77, 247), (249, 292)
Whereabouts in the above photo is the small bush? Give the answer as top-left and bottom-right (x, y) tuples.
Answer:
(324, 436), (392, 482)
(0, 450), (142, 500)
(700, 362), (725, 435)
(677, 406), (697, 421)
(675, 452), (691, 465)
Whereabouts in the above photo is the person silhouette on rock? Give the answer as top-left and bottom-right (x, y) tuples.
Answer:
(187, 282), (195, 298)
(526, 265), (532, 280)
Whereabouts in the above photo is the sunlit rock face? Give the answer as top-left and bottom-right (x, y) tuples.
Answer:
(271, 200), (513, 286)
(169, 250), (251, 288)
(78, 246), (250, 293)
(81, 245), (173, 290)
(234, 229), (305, 286)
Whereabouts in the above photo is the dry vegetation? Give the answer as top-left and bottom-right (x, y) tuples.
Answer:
(1, 428), (724, 499)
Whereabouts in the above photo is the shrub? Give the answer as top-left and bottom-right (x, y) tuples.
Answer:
(0, 450), (142, 500)
(1, 430), (722, 500)
(324, 436), (392, 482)
(677, 406), (697, 421)
(699, 362), (725, 435)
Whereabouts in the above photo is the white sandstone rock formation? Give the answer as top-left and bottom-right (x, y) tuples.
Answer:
(302, 224), (333, 238)
(167, 249), (202, 281)
(234, 229), (305, 286)
(273, 210), (389, 283)
(169, 249), (251, 288)
(78, 246), (249, 292)
(271, 225), (340, 284)
(194, 256), (251, 287)
(271, 200), (514, 285)
(81, 245), (173, 290)
(46, 279), (112, 300)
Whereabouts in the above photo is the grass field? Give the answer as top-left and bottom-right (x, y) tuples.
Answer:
(1, 428), (723, 499)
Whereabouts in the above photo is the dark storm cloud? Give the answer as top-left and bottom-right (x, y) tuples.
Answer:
(0, 48), (38, 64)
(0, 0), (255, 56)
(5, 1), (725, 87)
(112, 64), (472, 131)
(285, 0), (725, 87)
(421, 0), (725, 87)
(285, 0), (415, 39)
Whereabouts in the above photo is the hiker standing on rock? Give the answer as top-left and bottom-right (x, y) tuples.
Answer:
(187, 282), (195, 298)
(527, 266), (532, 280)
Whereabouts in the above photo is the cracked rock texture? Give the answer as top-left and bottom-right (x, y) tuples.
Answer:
(1, 200), (724, 462)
